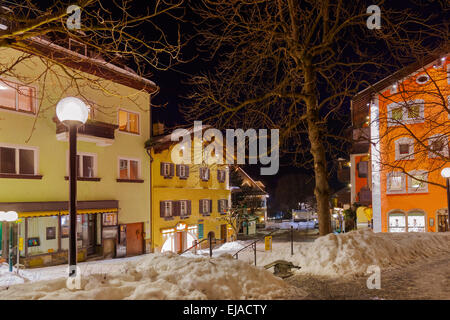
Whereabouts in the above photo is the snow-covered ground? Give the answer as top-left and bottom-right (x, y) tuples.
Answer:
(1, 229), (449, 299)
(266, 221), (316, 230)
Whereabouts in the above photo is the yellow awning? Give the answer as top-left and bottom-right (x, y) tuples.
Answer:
(19, 208), (117, 218)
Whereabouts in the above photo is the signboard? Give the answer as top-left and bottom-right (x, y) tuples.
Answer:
(264, 236), (272, 251)
(102, 226), (118, 239)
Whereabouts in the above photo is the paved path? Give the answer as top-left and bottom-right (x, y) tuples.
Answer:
(287, 254), (450, 300)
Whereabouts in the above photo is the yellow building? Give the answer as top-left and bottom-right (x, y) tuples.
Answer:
(0, 37), (155, 267)
(147, 126), (232, 253)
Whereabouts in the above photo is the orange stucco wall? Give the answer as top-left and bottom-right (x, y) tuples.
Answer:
(377, 58), (449, 232)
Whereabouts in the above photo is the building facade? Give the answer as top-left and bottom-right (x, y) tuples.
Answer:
(350, 53), (450, 233)
(0, 38), (155, 267)
(147, 128), (232, 253)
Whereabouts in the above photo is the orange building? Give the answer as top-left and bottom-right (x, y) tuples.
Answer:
(350, 52), (450, 233)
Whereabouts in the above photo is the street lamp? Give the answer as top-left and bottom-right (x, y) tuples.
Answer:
(441, 168), (450, 232)
(56, 97), (88, 278)
(0, 211), (18, 272)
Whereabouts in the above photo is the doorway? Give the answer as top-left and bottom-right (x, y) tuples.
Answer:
(87, 214), (96, 255)
(220, 224), (227, 244)
(126, 222), (144, 256)
(438, 214), (449, 232)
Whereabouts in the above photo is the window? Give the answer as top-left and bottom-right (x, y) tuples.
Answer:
(0, 145), (37, 175)
(217, 169), (226, 183)
(74, 153), (96, 178)
(389, 213), (406, 232)
(415, 74), (430, 85)
(118, 158), (140, 180)
(218, 199), (228, 214)
(200, 167), (210, 181)
(357, 161), (368, 178)
(387, 100), (424, 125)
(408, 170), (428, 193)
(387, 172), (406, 194)
(428, 135), (449, 158)
(394, 137), (414, 160)
(161, 162), (174, 178)
(407, 212), (425, 232)
(176, 164), (189, 179)
(0, 79), (36, 113)
(160, 201), (173, 218)
(118, 109), (140, 134)
(199, 199), (211, 215)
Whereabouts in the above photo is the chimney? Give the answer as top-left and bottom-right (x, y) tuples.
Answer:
(152, 122), (165, 136)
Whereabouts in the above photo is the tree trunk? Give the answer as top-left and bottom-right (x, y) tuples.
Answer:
(304, 62), (331, 236)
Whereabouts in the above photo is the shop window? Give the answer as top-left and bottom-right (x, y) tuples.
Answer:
(119, 158), (140, 180)
(388, 213), (406, 232)
(407, 212), (425, 232)
(428, 134), (449, 158)
(118, 109), (140, 134)
(387, 172), (406, 194)
(27, 216), (59, 256)
(0, 78), (36, 114)
(408, 170), (428, 193)
(394, 137), (414, 160)
(0, 145), (37, 175)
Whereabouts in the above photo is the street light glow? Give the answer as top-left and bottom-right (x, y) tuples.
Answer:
(0, 211), (18, 222)
(56, 97), (89, 124)
(441, 167), (450, 179)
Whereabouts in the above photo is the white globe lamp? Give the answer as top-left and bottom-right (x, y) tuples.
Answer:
(56, 97), (88, 124)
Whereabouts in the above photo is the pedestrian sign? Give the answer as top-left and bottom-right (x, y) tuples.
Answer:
(264, 236), (272, 251)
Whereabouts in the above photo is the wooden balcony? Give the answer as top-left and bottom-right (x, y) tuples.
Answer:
(358, 187), (372, 205)
(54, 117), (118, 146)
(337, 167), (350, 183)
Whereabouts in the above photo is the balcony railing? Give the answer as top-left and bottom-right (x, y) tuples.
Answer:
(54, 117), (118, 146)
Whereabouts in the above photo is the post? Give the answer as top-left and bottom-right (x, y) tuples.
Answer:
(447, 179), (450, 232)
(8, 223), (12, 272)
(291, 225), (293, 256)
(253, 242), (256, 266)
(193, 239), (197, 255)
(16, 221), (20, 274)
(68, 124), (78, 277)
(208, 232), (213, 258)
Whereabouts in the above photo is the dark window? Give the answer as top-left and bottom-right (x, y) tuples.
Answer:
(0, 147), (16, 174)
(399, 144), (410, 155)
(19, 149), (34, 174)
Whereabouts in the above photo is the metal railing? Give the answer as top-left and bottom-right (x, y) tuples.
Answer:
(232, 229), (282, 266)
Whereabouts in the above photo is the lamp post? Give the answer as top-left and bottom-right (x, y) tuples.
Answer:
(0, 211), (18, 272)
(56, 97), (88, 278)
(441, 168), (450, 232)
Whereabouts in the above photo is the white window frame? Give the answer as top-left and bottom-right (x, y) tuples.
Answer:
(415, 74), (430, 85)
(0, 143), (39, 175)
(428, 134), (449, 158)
(66, 151), (97, 178)
(387, 100), (425, 126)
(162, 162), (171, 176)
(202, 199), (210, 214)
(118, 157), (141, 180)
(179, 164), (186, 177)
(407, 170), (428, 193)
(164, 201), (173, 217)
(388, 212), (407, 233)
(180, 200), (187, 216)
(394, 137), (415, 161)
(0, 77), (38, 115)
(117, 108), (141, 135)
(386, 172), (406, 194)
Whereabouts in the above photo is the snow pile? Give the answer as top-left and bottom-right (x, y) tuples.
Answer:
(256, 229), (450, 277)
(266, 221), (315, 230)
(0, 253), (306, 300)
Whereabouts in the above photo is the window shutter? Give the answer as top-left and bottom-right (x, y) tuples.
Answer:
(160, 201), (165, 217)
(173, 201), (180, 216)
(160, 162), (164, 176)
(206, 168), (210, 180)
(185, 165), (190, 178)
(217, 170), (220, 182)
(218, 199), (221, 213)
(187, 200), (191, 215)
(176, 164), (181, 177)
(209, 199), (212, 213)
(170, 163), (175, 177)
(199, 199), (203, 214)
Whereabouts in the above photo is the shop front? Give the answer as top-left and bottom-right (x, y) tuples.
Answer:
(161, 223), (198, 253)
(0, 200), (119, 268)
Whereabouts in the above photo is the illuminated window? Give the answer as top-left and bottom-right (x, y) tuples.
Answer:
(394, 137), (414, 160)
(118, 109), (140, 134)
(388, 213), (406, 232)
(0, 79), (35, 113)
(391, 107), (403, 120)
(407, 212), (425, 232)
(387, 100), (424, 126)
(387, 172), (405, 194)
(118, 158), (140, 180)
(408, 170), (428, 193)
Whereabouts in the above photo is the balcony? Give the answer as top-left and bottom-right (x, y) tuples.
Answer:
(337, 167), (350, 183)
(54, 117), (118, 146)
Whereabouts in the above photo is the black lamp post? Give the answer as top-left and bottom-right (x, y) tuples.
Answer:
(56, 97), (88, 278)
(441, 168), (450, 232)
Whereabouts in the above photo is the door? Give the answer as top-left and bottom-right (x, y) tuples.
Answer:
(438, 215), (449, 232)
(126, 222), (144, 256)
(175, 231), (187, 253)
(87, 214), (96, 255)
(220, 224), (227, 243)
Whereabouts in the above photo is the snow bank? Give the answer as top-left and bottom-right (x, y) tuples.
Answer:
(0, 253), (306, 300)
(256, 229), (450, 277)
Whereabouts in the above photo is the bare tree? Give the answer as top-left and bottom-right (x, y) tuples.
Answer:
(0, 0), (185, 138)
(181, 0), (447, 235)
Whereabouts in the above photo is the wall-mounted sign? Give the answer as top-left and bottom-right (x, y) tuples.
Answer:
(103, 226), (118, 239)
(46, 227), (56, 240)
(103, 213), (118, 226)
(28, 237), (40, 247)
